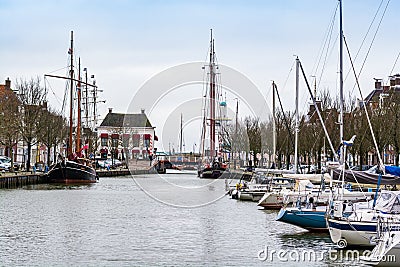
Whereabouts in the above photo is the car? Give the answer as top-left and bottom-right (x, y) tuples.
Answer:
(96, 159), (111, 169)
(0, 156), (22, 171)
(0, 157), (12, 171)
(96, 158), (123, 169)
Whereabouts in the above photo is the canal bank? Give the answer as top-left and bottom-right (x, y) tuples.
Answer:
(0, 173), (47, 189)
(0, 168), (156, 189)
(0, 165), (243, 189)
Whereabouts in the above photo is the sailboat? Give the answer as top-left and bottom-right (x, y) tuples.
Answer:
(45, 31), (98, 184)
(197, 30), (227, 179)
(360, 214), (400, 266)
(275, 1), (372, 231)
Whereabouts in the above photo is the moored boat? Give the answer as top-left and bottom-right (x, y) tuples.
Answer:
(232, 170), (295, 202)
(327, 190), (400, 248)
(360, 215), (400, 266)
(45, 31), (97, 184)
(47, 158), (97, 184)
(276, 206), (328, 231)
(197, 29), (228, 179)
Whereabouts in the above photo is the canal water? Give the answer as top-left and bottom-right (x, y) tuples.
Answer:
(1, 173), (370, 266)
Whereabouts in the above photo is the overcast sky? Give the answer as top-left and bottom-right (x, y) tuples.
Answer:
(1, 0), (398, 152)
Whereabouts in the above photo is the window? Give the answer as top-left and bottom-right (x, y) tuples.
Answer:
(101, 138), (108, 147)
(122, 134), (130, 148)
(144, 134), (151, 148)
(100, 133), (108, 147)
(112, 138), (119, 148)
(111, 134), (119, 147)
(132, 134), (140, 147)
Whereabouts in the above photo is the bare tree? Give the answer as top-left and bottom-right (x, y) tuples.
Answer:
(15, 77), (47, 171)
(245, 117), (261, 167)
(37, 108), (67, 166)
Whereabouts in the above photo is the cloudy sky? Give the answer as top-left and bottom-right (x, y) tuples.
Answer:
(1, 0), (398, 152)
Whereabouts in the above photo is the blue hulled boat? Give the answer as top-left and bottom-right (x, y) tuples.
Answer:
(276, 206), (328, 232)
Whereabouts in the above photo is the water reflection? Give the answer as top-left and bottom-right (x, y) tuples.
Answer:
(23, 184), (95, 190)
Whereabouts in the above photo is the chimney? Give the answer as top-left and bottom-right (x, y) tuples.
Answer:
(42, 101), (48, 110)
(396, 74), (400, 86)
(374, 78), (382, 90)
(141, 108), (145, 114)
(5, 78), (11, 90)
(108, 108), (113, 113)
(390, 76), (396, 87)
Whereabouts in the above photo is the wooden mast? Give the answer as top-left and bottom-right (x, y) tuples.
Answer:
(209, 29), (215, 160)
(76, 57), (82, 153)
(68, 30), (74, 156)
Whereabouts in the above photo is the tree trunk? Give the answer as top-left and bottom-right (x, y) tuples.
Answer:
(286, 152), (290, 170)
(278, 153), (282, 169)
(9, 145), (14, 172)
(26, 142), (32, 172)
(53, 145), (57, 164)
(47, 146), (51, 166)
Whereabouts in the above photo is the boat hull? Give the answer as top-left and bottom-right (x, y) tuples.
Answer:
(327, 217), (376, 247)
(198, 167), (226, 179)
(360, 228), (400, 266)
(46, 160), (98, 184)
(257, 192), (286, 209)
(276, 207), (327, 231)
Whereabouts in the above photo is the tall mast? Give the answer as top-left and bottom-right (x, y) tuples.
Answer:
(272, 81), (276, 168)
(93, 78), (97, 128)
(68, 30), (74, 156)
(85, 68), (88, 128)
(294, 57), (300, 173)
(76, 57), (82, 152)
(209, 29), (216, 160)
(235, 98), (239, 169)
(339, 0), (344, 164)
(180, 113), (183, 155)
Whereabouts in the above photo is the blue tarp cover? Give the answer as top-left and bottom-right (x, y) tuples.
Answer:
(385, 166), (400, 177)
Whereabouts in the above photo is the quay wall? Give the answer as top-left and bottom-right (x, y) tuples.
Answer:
(0, 173), (48, 189)
(0, 168), (156, 189)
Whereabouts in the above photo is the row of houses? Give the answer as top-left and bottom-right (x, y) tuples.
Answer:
(306, 73), (400, 166)
(2, 74), (400, 168)
(0, 78), (157, 168)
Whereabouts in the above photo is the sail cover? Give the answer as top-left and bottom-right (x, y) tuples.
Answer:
(385, 166), (400, 177)
(332, 168), (400, 185)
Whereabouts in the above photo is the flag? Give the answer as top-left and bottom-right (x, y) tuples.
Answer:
(343, 135), (356, 146)
(78, 144), (89, 153)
